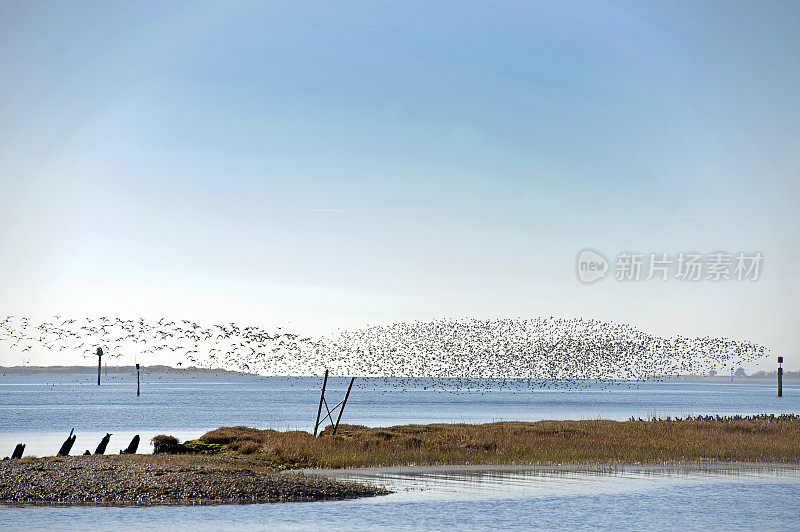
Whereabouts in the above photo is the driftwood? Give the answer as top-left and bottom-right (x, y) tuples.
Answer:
(95, 433), (112, 455)
(120, 435), (139, 454)
(11, 444), (25, 460)
(57, 429), (76, 456)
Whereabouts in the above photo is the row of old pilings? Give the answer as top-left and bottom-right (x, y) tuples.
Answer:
(4, 431), (140, 460)
(7, 351), (144, 460)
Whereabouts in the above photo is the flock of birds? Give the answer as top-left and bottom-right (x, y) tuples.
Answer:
(0, 315), (768, 392)
(0, 315), (311, 374)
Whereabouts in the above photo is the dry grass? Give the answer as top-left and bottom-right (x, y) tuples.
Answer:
(193, 417), (800, 468)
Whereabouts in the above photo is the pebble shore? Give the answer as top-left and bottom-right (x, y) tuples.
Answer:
(0, 455), (388, 506)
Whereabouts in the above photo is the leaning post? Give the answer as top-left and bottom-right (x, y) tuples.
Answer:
(314, 369), (329, 437)
(332, 377), (356, 435)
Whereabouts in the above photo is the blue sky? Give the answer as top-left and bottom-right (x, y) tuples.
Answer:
(1, 1), (798, 367)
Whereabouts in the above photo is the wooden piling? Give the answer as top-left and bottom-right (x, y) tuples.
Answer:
(136, 363), (140, 397)
(778, 356), (783, 397)
(332, 377), (355, 435)
(57, 428), (76, 456)
(11, 444), (24, 460)
(95, 433), (112, 455)
(314, 369), (329, 437)
(120, 435), (140, 454)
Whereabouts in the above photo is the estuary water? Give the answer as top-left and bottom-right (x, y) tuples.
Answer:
(1, 374), (799, 530)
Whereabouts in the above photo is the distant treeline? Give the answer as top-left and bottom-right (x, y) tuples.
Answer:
(0, 365), (255, 376)
(749, 370), (800, 379)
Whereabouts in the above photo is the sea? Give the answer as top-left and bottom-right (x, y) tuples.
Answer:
(1, 373), (799, 530)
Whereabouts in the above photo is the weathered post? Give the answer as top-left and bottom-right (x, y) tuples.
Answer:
(11, 444), (25, 459)
(314, 369), (329, 437)
(778, 356), (783, 397)
(95, 433), (112, 455)
(120, 435), (140, 454)
(332, 377), (355, 435)
(136, 363), (140, 396)
(57, 428), (76, 456)
(96, 347), (103, 385)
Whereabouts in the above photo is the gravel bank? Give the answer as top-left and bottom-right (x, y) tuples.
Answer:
(0, 455), (388, 506)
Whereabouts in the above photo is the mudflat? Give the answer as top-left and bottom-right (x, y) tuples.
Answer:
(0, 454), (387, 506)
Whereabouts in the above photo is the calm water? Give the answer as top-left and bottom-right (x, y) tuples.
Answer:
(2, 466), (800, 531)
(1, 374), (799, 530)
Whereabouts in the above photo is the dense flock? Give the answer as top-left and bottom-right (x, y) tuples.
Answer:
(0, 315), (767, 389)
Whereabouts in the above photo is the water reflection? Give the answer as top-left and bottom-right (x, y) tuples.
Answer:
(319, 464), (800, 501)
(2, 465), (800, 531)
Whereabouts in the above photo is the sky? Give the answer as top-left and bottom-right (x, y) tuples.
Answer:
(0, 1), (798, 368)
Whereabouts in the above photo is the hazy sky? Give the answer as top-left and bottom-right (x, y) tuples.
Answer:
(1, 1), (798, 367)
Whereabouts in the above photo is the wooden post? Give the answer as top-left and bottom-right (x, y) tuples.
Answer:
(96, 348), (103, 385)
(11, 444), (25, 460)
(94, 433), (112, 455)
(58, 428), (76, 456)
(778, 356), (783, 397)
(120, 435), (140, 454)
(136, 363), (140, 396)
(332, 377), (355, 435)
(314, 369), (329, 437)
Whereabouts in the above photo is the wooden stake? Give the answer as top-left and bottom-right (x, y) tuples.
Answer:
(11, 444), (25, 460)
(314, 369), (329, 437)
(136, 363), (140, 396)
(332, 377), (355, 435)
(94, 433), (112, 455)
(120, 435), (140, 454)
(58, 428), (76, 456)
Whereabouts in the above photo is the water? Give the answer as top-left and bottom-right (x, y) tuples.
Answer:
(1, 374), (799, 529)
(2, 466), (800, 530)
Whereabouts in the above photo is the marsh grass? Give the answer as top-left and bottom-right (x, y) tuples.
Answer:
(190, 417), (800, 468)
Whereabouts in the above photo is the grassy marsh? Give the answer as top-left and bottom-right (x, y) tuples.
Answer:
(161, 416), (800, 469)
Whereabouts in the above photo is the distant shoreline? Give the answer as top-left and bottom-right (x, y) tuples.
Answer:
(0, 366), (796, 381)
(0, 365), (257, 377)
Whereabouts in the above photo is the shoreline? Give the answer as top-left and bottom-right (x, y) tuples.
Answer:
(5, 416), (800, 507)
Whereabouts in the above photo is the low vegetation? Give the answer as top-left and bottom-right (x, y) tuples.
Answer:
(153, 415), (800, 468)
(151, 435), (225, 455)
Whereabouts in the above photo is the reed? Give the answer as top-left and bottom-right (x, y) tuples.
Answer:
(186, 416), (800, 468)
